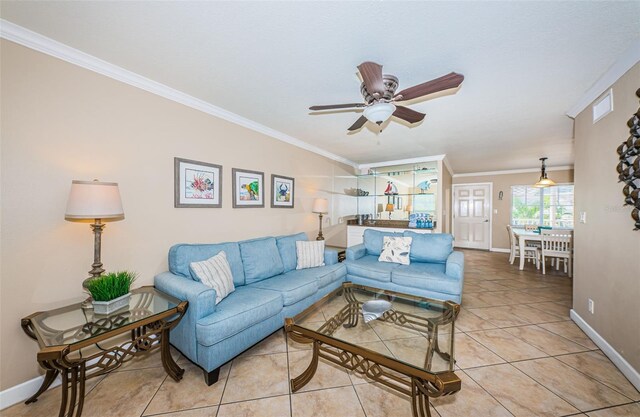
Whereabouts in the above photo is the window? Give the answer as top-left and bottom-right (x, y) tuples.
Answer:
(511, 185), (574, 228)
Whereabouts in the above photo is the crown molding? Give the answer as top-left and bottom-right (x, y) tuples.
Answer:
(566, 39), (640, 118)
(442, 155), (454, 175)
(453, 165), (573, 178)
(357, 154), (447, 174)
(0, 19), (357, 169)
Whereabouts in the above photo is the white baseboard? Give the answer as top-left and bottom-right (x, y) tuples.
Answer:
(0, 374), (61, 410)
(490, 247), (511, 253)
(571, 309), (640, 391)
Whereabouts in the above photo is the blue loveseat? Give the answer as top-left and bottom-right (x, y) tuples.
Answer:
(345, 230), (465, 303)
(154, 232), (346, 385)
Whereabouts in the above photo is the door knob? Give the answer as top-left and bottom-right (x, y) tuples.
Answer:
(483, 219), (489, 222)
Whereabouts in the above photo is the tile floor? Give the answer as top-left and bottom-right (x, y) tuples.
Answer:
(4, 250), (639, 417)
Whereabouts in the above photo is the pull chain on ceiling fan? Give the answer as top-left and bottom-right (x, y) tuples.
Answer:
(309, 61), (464, 132)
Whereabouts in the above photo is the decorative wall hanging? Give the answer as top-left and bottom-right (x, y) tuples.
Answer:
(232, 168), (264, 208)
(617, 88), (640, 230)
(271, 174), (295, 208)
(174, 158), (222, 208)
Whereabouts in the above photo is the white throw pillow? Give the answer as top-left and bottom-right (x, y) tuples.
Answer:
(296, 240), (325, 269)
(190, 251), (235, 304)
(378, 236), (413, 265)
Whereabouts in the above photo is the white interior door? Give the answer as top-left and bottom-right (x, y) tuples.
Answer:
(453, 184), (491, 249)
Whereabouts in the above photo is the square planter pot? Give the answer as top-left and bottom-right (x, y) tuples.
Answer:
(92, 292), (131, 315)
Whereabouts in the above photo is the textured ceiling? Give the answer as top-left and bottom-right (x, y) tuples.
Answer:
(2, 1), (639, 172)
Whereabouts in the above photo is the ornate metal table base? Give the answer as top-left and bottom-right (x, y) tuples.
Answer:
(286, 284), (460, 417)
(21, 299), (187, 417)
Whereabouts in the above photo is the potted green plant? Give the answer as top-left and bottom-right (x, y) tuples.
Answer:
(86, 271), (137, 315)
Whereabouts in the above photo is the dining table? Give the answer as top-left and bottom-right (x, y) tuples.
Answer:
(512, 228), (573, 271)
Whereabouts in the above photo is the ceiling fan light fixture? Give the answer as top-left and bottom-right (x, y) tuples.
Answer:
(363, 102), (396, 125)
(533, 157), (557, 188)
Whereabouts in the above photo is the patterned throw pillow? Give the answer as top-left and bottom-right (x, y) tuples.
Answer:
(296, 240), (325, 269)
(190, 251), (235, 304)
(378, 236), (413, 265)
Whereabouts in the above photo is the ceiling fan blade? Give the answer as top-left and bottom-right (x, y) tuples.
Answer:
(393, 106), (426, 124)
(309, 103), (365, 111)
(348, 115), (368, 131)
(357, 62), (385, 97)
(395, 72), (464, 102)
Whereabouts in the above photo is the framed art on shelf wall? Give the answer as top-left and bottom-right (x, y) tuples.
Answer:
(271, 174), (295, 208)
(174, 157), (222, 208)
(232, 168), (264, 208)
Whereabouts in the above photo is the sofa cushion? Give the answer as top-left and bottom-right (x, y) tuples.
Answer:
(196, 286), (282, 346)
(392, 263), (460, 296)
(403, 232), (453, 264)
(249, 273), (318, 306)
(276, 232), (308, 272)
(364, 229), (404, 256)
(190, 251), (235, 304)
(345, 254), (400, 282)
(280, 263), (345, 289)
(239, 237), (285, 284)
(378, 236), (413, 265)
(296, 240), (325, 269)
(169, 242), (245, 286)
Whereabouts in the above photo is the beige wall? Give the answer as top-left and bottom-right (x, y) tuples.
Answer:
(453, 169), (574, 249)
(573, 62), (640, 372)
(0, 41), (355, 389)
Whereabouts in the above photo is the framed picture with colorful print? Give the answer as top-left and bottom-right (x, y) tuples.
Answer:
(174, 157), (222, 208)
(271, 174), (295, 208)
(232, 168), (264, 208)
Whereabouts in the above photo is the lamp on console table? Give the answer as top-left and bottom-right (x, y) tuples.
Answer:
(312, 198), (329, 241)
(65, 180), (124, 289)
(386, 203), (394, 220)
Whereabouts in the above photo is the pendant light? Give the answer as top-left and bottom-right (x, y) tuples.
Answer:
(534, 157), (556, 188)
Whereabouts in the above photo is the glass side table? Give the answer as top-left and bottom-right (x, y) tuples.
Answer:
(21, 286), (188, 417)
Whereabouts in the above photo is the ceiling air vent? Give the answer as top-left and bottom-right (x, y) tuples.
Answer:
(593, 89), (613, 123)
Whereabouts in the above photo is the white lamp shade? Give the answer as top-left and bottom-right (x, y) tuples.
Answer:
(363, 102), (396, 124)
(312, 198), (329, 214)
(65, 180), (124, 221)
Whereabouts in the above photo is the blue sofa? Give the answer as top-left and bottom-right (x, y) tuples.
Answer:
(154, 232), (346, 385)
(345, 230), (464, 303)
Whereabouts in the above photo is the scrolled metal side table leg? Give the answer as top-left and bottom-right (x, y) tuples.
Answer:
(58, 369), (69, 417)
(161, 326), (184, 381)
(25, 369), (59, 404)
(290, 341), (319, 392)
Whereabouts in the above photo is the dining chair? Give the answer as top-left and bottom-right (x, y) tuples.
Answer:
(540, 229), (573, 277)
(507, 225), (540, 268)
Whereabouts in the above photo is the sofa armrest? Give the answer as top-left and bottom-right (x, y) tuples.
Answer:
(324, 249), (338, 265)
(445, 251), (465, 280)
(346, 244), (366, 261)
(155, 272), (217, 319)
(154, 272), (217, 361)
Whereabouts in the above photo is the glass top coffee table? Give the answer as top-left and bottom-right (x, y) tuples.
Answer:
(21, 286), (188, 417)
(285, 282), (461, 417)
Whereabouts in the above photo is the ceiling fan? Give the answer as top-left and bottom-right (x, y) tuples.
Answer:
(309, 62), (464, 132)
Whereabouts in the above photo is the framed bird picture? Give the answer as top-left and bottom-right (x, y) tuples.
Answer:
(232, 168), (264, 208)
(174, 157), (222, 208)
(271, 174), (294, 208)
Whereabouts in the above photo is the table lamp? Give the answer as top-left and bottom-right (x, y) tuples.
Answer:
(386, 203), (394, 219)
(65, 180), (124, 286)
(312, 198), (329, 240)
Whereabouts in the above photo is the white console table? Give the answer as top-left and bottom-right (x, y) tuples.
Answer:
(347, 225), (433, 247)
